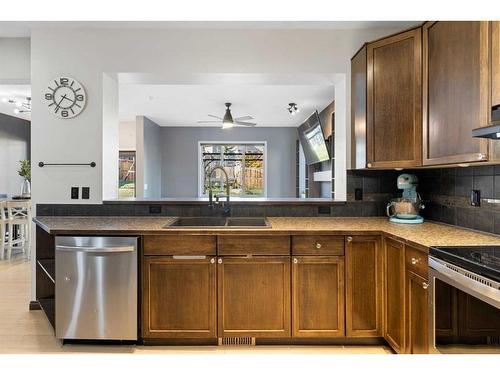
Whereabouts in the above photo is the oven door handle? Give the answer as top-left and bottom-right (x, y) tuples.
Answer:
(429, 257), (500, 309)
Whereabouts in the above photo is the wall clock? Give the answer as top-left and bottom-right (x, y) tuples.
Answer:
(44, 77), (86, 118)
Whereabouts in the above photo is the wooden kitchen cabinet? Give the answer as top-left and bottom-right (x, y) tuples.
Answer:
(491, 21), (500, 123)
(423, 21), (490, 165)
(406, 270), (429, 353)
(366, 28), (422, 168)
(292, 256), (345, 337)
(351, 44), (367, 169)
(217, 256), (291, 338)
(384, 238), (406, 353)
(142, 256), (217, 339)
(346, 236), (383, 337)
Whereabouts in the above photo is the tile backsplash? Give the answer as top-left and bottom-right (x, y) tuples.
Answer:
(410, 165), (500, 235)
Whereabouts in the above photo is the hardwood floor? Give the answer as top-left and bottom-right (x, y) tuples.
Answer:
(0, 257), (392, 354)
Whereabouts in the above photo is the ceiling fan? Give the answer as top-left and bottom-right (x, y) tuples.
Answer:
(197, 103), (257, 129)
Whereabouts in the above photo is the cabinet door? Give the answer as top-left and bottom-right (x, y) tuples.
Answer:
(384, 238), (406, 353)
(351, 45), (367, 169)
(218, 256), (291, 338)
(366, 28), (422, 168)
(491, 21), (500, 122)
(346, 236), (383, 337)
(423, 21), (490, 165)
(406, 271), (429, 354)
(292, 256), (345, 337)
(142, 256), (217, 338)
(457, 290), (500, 338)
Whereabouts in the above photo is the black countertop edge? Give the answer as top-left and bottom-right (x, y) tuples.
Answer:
(102, 198), (347, 206)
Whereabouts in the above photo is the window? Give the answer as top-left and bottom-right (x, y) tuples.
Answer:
(199, 142), (266, 198)
(118, 151), (136, 198)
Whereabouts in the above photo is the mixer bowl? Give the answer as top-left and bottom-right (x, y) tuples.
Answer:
(387, 198), (424, 219)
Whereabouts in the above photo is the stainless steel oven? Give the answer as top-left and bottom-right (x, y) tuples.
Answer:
(429, 247), (500, 353)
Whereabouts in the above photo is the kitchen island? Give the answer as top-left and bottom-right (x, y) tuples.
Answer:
(33, 216), (500, 353)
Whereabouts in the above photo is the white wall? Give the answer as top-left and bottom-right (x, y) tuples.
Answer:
(101, 73), (119, 200)
(30, 25), (406, 205)
(135, 116), (162, 198)
(0, 38), (30, 84)
(119, 121), (136, 150)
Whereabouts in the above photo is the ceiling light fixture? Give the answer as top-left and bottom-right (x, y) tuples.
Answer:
(222, 102), (234, 129)
(288, 103), (300, 116)
(1, 96), (31, 115)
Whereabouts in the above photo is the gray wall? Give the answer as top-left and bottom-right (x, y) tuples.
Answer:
(0, 113), (30, 197)
(142, 117), (163, 198)
(161, 127), (297, 198)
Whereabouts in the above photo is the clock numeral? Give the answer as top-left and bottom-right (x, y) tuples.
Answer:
(45, 93), (53, 100)
(76, 94), (84, 101)
(61, 110), (69, 118)
(60, 77), (69, 86)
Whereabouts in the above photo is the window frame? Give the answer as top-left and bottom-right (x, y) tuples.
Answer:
(197, 141), (268, 198)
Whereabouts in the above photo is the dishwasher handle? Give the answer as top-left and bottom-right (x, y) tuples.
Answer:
(56, 245), (135, 253)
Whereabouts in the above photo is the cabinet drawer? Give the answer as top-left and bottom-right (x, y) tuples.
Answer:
(405, 245), (428, 279)
(292, 236), (344, 255)
(217, 235), (290, 256)
(143, 235), (216, 256)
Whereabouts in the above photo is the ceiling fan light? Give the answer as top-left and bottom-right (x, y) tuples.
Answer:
(222, 121), (234, 129)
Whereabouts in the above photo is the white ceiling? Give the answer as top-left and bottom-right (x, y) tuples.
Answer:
(119, 84), (334, 127)
(0, 21), (421, 37)
(0, 85), (31, 121)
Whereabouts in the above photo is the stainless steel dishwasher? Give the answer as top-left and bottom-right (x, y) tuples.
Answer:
(55, 236), (138, 341)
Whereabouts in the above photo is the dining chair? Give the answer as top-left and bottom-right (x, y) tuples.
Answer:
(6, 200), (32, 259)
(0, 201), (7, 260)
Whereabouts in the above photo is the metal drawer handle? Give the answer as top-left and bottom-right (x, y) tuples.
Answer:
(218, 258), (223, 264)
(210, 258), (215, 264)
(173, 255), (207, 260)
(293, 258), (298, 264)
(346, 236), (353, 242)
(315, 242), (322, 249)
(56, 245), (134, 253)
(411, 257), (420, 265)
(422, 282), (429, 290)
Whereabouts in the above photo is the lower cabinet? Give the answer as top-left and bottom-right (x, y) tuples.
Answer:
(217, 256), (291, 337)
(384, 238), (406, 353)
(346, 235), (383, 337)
(292, 256), (345, 337)
(142, 256), (217, 339)
(406, 270), (429, 353)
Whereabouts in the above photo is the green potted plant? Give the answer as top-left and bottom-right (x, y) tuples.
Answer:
(18, 160), (31, 198)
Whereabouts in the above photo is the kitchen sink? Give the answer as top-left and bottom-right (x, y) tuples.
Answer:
(165, 217), (270, 228)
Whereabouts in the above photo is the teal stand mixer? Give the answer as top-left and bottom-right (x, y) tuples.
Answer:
(386, 174), (425, 224)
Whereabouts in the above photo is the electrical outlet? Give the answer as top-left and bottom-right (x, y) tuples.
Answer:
(82, 187), (90, 199)
(318, 206), (331, 215)
(149, 205), (161, 214)
(471, 190), (481, 206)
(355, 188), (363, 201)
(71, 187), (79, 199)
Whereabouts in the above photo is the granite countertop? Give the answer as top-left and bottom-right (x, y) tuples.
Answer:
(33, 216), (500, 250)
(103, 198), (347, 205)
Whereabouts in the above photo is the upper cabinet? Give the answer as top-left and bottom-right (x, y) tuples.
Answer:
(491, 21), (500, 123)
(351, 21), (500, 170)
(366, 28), (422, 168)
(423, 21), (490, 165)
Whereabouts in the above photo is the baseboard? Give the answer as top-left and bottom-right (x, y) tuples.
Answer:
(29, 300), (41, 310)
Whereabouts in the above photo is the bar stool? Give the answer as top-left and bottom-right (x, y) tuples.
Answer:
(6, 200), (32, 259)
(0, 201), (7, 259)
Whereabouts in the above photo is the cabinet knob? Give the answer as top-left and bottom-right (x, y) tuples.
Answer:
(422, 282), (429, 290)
(346, 236), (353, 242)
(218, 258), (222, 264)
(210, 258), (215, 264)
(293, 258), (298, 264)
(367, 163), (372, 168)
(315, 242), (322, 249)
(411, 257), (419, 265)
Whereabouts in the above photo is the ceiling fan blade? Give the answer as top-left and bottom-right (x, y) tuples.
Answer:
(208, 114), (223, 120)
(234, 116), (254, 121)
(235, 121), (257, 127)
(197, 120), (221, 124)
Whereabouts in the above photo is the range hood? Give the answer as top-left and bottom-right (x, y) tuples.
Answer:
(472, 124), (500, 139)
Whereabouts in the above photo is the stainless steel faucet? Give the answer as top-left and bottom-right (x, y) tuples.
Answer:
(206, 165), (231, 216)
